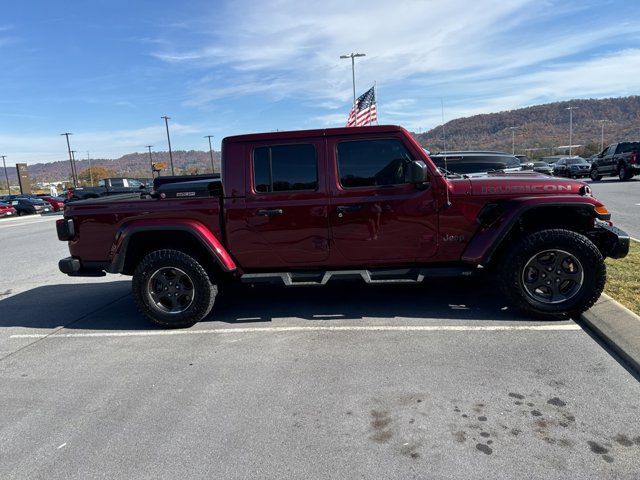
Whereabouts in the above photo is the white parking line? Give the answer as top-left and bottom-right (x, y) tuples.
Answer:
(10, 323), (581, 339)
(0, 218), (58, 229)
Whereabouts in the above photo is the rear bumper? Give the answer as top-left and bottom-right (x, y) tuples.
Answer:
(596, 223), (630, 259)
(58, 257), (107, 277)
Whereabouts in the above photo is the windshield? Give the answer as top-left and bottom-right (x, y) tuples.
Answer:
(566, 158), (588, 165)
(431, 154), (519, 174)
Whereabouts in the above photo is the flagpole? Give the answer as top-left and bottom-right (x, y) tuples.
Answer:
(373, 81), (377, 126)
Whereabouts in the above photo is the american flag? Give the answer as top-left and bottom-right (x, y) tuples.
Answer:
(346, 86), (377, 127)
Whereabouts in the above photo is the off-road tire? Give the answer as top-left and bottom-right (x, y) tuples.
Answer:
(132, 249), (217, 328)
(498, 229), (605, 319)
(589, 169), (602, 181)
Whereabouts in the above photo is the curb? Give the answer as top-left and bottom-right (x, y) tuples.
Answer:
(579, 293), (640, 375)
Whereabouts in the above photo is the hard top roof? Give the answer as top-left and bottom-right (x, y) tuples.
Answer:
(223, 125), (407, 143)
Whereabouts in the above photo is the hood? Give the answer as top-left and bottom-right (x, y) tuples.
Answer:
(466, 173), (589, 197)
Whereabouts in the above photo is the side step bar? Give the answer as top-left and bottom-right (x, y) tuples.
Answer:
(241, 267), (475, 287)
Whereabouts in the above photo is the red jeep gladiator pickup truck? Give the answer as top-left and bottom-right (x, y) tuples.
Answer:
(57, 125), (629, 328)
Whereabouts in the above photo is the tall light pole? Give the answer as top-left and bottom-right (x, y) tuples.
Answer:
(598, 119), (610, 152)
(340, 52), (366, 108)
(61, 132), (77, 187)
(146, 145), (154, 178)
(1, 155), (9, 195)
(204, 135), (215, 174)
(566, 106), (578, 156)
(509, 126), (518, 155)
(87, 151), (93, 186)
(70, 151), (78, 184)
(161, 116), (175, 175)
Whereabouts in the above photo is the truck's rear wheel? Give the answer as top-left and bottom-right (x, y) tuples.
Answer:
(498, 229), (605, 319)
(618, 164), (632, 181)
(132, 249), (217, 328)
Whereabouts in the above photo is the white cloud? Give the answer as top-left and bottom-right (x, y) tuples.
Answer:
(148, 0), (640, 130)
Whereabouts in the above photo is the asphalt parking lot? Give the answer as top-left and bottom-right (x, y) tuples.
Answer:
(1, 204), (640, 479)
(586, 177), (640, 239)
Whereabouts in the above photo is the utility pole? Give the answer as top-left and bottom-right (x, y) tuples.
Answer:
(566, 106), (578, 156)
(87, 151), (93, 186)
(509, 126), (518, 155)
(61, 132), (77, 187)
(204, 135), (215, 174)
(146, 145), (154, 178)
(161, 116), (175, 175)
(340, 52), (366, 108)
(598, 119), (610, 152)
(1, 155), (9, 195)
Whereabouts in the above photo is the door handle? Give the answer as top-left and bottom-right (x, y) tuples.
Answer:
(336, 205), (362, 214)
(256, 208), (283, 217)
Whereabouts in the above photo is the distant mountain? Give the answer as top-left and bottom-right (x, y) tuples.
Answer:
(2, 150), (221, 187)
(413, 96), (640, 158)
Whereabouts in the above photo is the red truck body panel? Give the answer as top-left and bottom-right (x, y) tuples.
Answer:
(62, 125), (612, 276)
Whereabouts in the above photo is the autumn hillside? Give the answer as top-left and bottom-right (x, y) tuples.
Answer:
(414, 96), (640, 158)
(2, 150), (221, 186)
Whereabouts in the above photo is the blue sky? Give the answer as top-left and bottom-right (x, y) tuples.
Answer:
(1, 0), (639, 163)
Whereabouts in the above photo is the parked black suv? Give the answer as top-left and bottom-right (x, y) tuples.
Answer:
(589, 142), (640, 181)
(552, 157), (590, 178)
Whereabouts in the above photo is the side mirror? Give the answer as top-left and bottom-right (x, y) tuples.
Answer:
(406, 160), (428, 184)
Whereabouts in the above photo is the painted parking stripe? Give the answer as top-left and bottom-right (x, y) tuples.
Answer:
(0, 218), (59, 229)
(10, 323), (581, 339)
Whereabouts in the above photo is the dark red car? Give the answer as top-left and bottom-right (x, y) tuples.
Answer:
(0, 202), (17, 218)
(39, 195), (65, 212)
(57, 125), (629, 328)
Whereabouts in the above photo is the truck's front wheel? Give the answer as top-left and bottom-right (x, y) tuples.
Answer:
(132, 249), (217, 328)
(498, 229), (605, 318)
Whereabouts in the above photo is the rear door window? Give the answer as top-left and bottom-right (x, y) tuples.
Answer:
(617, 142), (640, 154)
(253, 144), (317, 193)
(336, 138), (414, 188)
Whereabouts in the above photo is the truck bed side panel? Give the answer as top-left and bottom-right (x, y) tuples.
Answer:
(65, 197), (222, 263)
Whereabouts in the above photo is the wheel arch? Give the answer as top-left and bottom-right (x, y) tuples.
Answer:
(462, 199), (605, 267)
(110, 220), (236, 276)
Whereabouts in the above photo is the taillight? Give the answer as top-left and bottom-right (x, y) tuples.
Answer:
(630, 151), (637, 164)
(56, 218), (75, 241)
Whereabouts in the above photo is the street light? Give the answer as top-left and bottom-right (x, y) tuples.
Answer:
(61, 132), (77, 187)
(340, 52), (366, 108)
(146, 145), (154, 178)
(161, 116), (175, 175)
(1, 155), (9, 195)
(566, 106), (578, 156)
(509, 126), (518, 155)
(204, 135), (215, 174)
(70, 150), (77, 184)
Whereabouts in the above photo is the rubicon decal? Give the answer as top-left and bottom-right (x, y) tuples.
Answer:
(481, 184), (572, 194)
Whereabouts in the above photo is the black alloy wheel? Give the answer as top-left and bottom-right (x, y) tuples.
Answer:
(521, 249), (583, 305)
